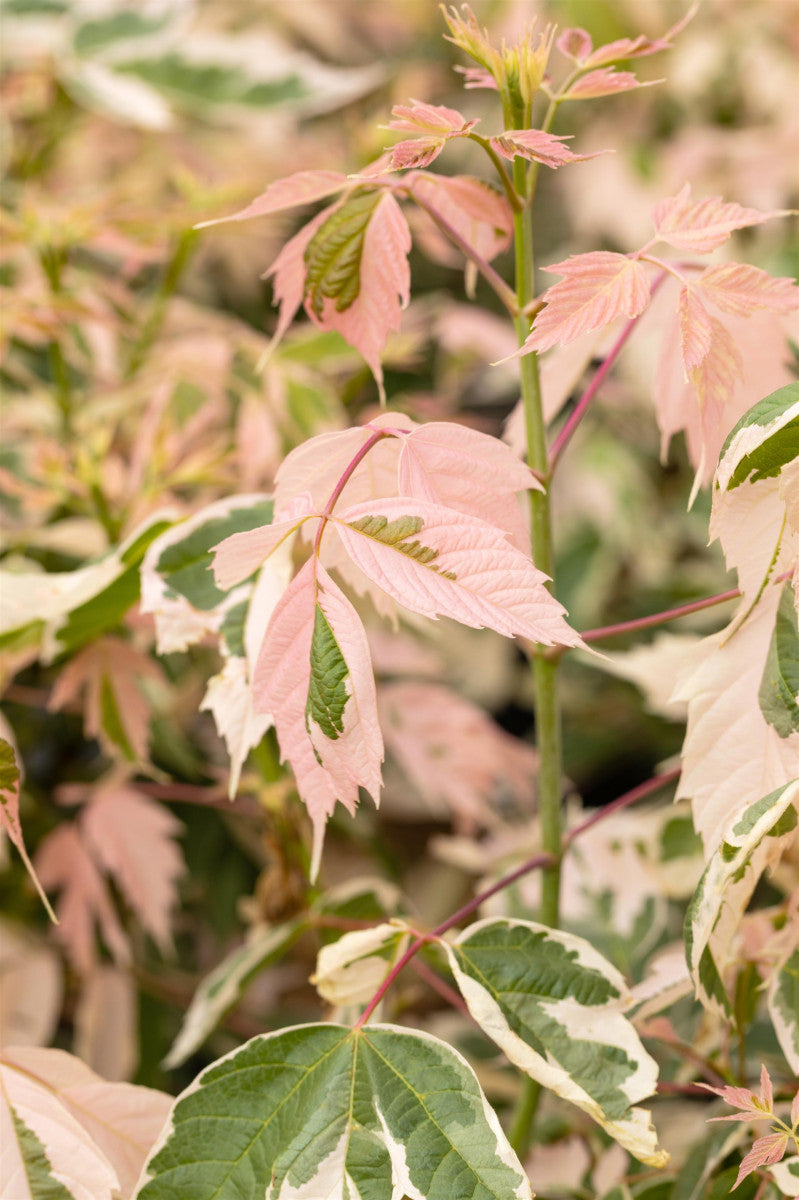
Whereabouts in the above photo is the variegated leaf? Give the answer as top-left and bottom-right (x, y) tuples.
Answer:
(684, 779), (799, 1017)
(311, 921), (412, 1006)
(443, 918), (667, 1166)
(332, 497), (582, 646)
(135, 1024), (532, 1200)
(767, 941), (799, 1074)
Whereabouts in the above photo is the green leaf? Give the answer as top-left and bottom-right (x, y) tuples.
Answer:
(345, 513), (456, 578)
(116, 56), (308, 110)
(155, 499), (273, 611)
(685, 780), (799, 1017)
(306, 603), (349, 740)
(768, 946), (799, 1074)
(162, 920), (304, 1070)
(137, 1024), (532, 1200)
(304, 189), (382, 318)
(443, 918), (667, 1167)
(717, 382), (799, 491)
(73, 11), (171, 56)
(9, 1109), (74, 1200)
(759, 584), (799, 737)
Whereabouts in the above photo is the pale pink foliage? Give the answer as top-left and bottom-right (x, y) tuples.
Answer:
(556, 27), (593, 62)
(48, 637), (163, 762)
(264, 206), (331, 348)
(409, 173), (512, 265)
(332, 496), (582, 646)
(253, 561), (382, 877)
(652, 183), (785, 254)
(490, 129), (589, 168)
(734, 1133), (789, 1187)
(1, 1046), (172, 1198)
(564, 69), (655, 99)
(196, 170), (348, 229)
(398, 421), (539, 549)
(695, 263), (799, 317)
(521, 252), (651, 353)
(213, 497), (316, 591)
(701, 1066), (797, 1188)
(678, 286), (713, 372)
(81, 784), (184, 955)
(379, 681), (537, 831)
(35, 825), (130, 975)
(387, 100), (477, 170)
(315, 193), (411, 396)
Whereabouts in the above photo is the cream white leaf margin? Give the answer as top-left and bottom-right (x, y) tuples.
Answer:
(135, 1023), (532, 1200)
(442, 917), (668, 1167)
(685, 779), (799, 1018)
(771, 1156), (799, 1198)
(163, 920), (303, 1070)
(311, 920), (412, 1006)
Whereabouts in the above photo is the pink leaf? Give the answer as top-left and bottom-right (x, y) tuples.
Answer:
(309, 192), (411, 397)
(735, 1132), (789, 1188)
(389, 138), (449, 171)
(254, 560), (383, 878)
(196, 170), (348, 228)
(48, 637), (163, 762)
(489, 129), (589, 169)
(35, 825), (130, 975)
(388, 99), (476, 134)
(556, 27), (593, 62)
(652, 183), (787, 254)
(522, 252), (651, 352)
(695, 263), (799, 317)
(0, 735), (56, 921)
(409, 173), (513, 264)
(398, 421), (539, 549)
(264, 205), (333, 347)
(584, 8), (696, 68)
(678, 286), (713, 372)
(332, 497), (582, 646)
(565, 69), (658, 100)
(81, 783), (184, 954)
(1, 1045), (172, 1197)
(379, 681), (537, 830)
(212, 497), (317, 591)
(456, 65), (497, 90)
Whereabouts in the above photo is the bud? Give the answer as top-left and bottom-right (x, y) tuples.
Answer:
(442, 5), (554, 119)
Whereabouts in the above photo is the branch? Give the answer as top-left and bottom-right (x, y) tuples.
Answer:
(580, 588), (741, 644)
(407, 186), (519, 316)
(548, 270), (667, 471)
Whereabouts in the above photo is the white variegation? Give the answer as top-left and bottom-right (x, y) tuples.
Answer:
(629, 944), (693, 1022)
(766, 930), (799, 1073)
(444, 918), (668, 1167)
(137, 1022), (533, 1200)
(771, 1157), (799, 1198)
(312, 921), (412, 1006)
(715, 391), (799, 493)
(685, 779), (799, 1017)
(163, 920), (301, 1069)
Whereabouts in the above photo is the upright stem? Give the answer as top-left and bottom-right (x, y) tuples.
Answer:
(510, 148), (562, 1159)
(125, 227), (198, 380)
(512, 158), (561, 933)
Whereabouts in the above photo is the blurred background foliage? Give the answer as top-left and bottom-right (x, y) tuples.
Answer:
(1, 0), (797, 1119)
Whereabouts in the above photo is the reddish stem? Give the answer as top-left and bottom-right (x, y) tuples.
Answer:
(581, 588), (741, 644)
(564, 768), (680, 845)
(410, 956), (473, 1018)
(313, 428), (391, 556)
(356, 766), (683, 1026)
(548, 271), (667, 472)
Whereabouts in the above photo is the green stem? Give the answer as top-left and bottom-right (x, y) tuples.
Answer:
(39, 246), (73, 436)
(125, 227), (198, 380)
(508, 146), (562, 1161)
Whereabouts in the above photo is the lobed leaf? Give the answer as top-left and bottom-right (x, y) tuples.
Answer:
(311, 921), (412, 1006)
(387, 100), (476, 170)
(0, 736), (55, 920)
(652, 183), (787, 254)
(253, 560), (383, 877)
(684, 779), (799, 1017)
(695, 263), (799, 318)
(1, 1046), (172, 1199)
(135, 1023), (532, 1200)
(443, 917), (667, 1166)
(520, 252), (650, 353)
(196, 170), (349, 229)
(489, 129), (588, 168)
(332, 496), (582, 646)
